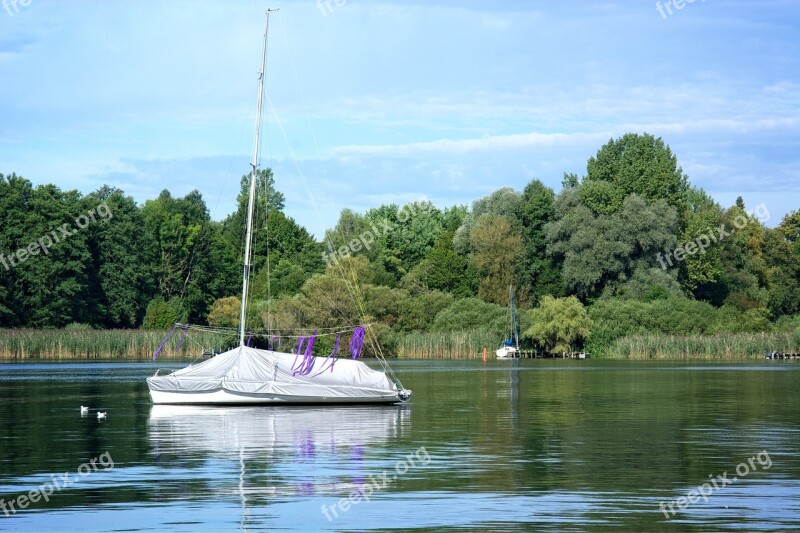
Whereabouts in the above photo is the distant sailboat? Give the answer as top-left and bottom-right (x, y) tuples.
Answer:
(496, 285), (520, 359)
(146, 10), (411, 405)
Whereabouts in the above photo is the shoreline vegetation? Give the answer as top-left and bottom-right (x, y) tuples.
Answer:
(3, 134), (799, 360)
(0, 328), (795, 360)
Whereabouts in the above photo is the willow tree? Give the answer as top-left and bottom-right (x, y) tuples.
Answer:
(524, 296), (592, 353)
(546, 192), (679, 300)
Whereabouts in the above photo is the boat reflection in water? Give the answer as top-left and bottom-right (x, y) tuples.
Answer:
(149, 405), (409, 457)
(148, 404), (411, 524)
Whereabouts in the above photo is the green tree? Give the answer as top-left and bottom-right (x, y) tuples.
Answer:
(324, 209), (374, 260)
(778, 209), (800, 253)
(140, 189), (232, 323)
(404, 230), (478, 297)
(517, 179), (563, 302)
(546, 192), (679, 300)
(224, 168), (286, 249)
(297, 273), (362, 328)
(716, 204), (769, 310)
(0, 175), (93, 327)
(85, 186), (156, 327)
(359, 201), (449, 280)
(470, 214), (522, 305)
(396, 290), (454, 332)
(524, 295), (592, 353)
(247, 210), (324, 300)
(680, 187), (725, 301)
(584, 133), (689, 214)
(141, 190), (206, 300)
(431, 297), (509, 337)
(454, 187), (523, 253)
(207, 296), (241, 328)
(763, 211), (800, 318)
(586, 296), (715, 355)
(142, 297), (187, 329)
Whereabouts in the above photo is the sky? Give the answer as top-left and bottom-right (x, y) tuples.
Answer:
(1, 0), (798, 236)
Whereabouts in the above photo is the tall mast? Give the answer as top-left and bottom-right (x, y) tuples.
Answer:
(239, 10), (276, 347)
(511, 285), (519, 350)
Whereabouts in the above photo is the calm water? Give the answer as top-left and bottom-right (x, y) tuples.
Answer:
(0, 359), (798, 531)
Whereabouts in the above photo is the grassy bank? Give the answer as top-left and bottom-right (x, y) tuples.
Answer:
(0, 328), (235, 359)
(0, 328), (503, 360)
(606, 332), (800, 359)
(394, 331), (503, 359)
(392, 330), (800, 359)
(1, 328), (797, 360)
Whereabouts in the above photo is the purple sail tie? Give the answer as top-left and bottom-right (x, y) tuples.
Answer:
(291, 336), (306, 371)
(310, 333), (341, 377)
(153, 324), (178, 360)
(303, 332), (317, 374)
(294, 331), (317, 377)
(174, 324), (189, 352)
(350, 326), (365, 360)
(246, 333), (252, 347)
(328, 333), (341, 372)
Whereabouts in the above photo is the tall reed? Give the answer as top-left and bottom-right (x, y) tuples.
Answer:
(608, 332), (798, 359)
(394, 331), (500, 359)
(0, 329), (236, 359)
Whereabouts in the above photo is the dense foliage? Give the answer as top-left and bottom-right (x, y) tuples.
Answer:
(1, 132), (798, 356)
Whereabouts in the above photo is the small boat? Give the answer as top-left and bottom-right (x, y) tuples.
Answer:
(146, 10), (411, 406)
(496, 285), (521, 359)
(147, 342), (410, 405)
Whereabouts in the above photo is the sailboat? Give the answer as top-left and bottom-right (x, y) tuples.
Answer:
(146, 10), (411, 405)
(495, 285), (520, 359)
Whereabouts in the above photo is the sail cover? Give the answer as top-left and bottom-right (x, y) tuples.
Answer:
(147, 346), (399, 400)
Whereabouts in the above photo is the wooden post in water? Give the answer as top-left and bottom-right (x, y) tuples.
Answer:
(482, 346), (487, 363)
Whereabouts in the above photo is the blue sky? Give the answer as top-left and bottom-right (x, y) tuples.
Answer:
(1, 0), (797, 235)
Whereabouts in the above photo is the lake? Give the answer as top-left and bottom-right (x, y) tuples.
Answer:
(1, 359), (798, 531)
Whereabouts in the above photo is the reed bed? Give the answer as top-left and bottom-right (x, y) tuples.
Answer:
(4, 328), (792, 360)
(608, 332), (798, 359)
(0, 328), (236, 360)
(395, 331), (500, 359)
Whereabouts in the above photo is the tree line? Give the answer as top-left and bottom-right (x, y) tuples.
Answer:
(1, 132), (798, 356)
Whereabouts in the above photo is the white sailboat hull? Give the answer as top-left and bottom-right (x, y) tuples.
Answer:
(496, 346), (520, 359)
(149, 387), (404, 405)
